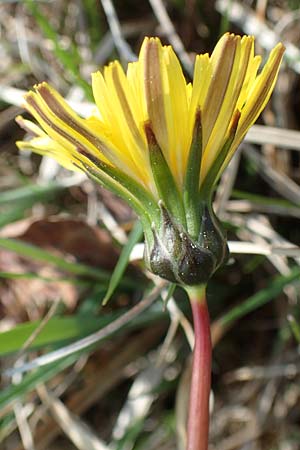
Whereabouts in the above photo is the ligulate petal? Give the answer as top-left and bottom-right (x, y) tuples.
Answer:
(15, 116), (46, 138)
(126, 61), (148, 127)
(29, 83), (112, 163)
(103, 62), (151, 184)
(91, 70), (143, 177)
(141, 37), (168, 154)
(35, 81), (149, 188)
(188, 53), (210, 137)
(201, 35), (253, 179)
(235, 43), (285, 140)
(236, 47), (261, 110)
(17, 136), (81, 172)
(214, 43), (285, 180)
(162, 45), (190, 184)
(202, 34), (238, 148)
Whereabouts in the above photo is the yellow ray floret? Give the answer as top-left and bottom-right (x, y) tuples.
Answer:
(16, 33), (285, 201)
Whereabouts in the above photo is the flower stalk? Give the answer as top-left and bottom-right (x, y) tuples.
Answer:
(186, 286), (211, 450)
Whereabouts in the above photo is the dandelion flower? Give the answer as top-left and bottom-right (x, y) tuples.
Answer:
(17, 33), (284, 285)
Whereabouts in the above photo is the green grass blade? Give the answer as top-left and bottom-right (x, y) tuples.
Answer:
(0, 271), (87, 285)
(0, 206), (30, 229)
(0, 313), (119, 356)
(0, 300), (173, 411)
(0, 183), (65, 206)
(81, 0), (104, 49)
(221, 266), (300, 326)
(0, 412), (15, 442)
(288, 314), (300, 343)
(0, 354), (79, 412)
(0, 183), (69, 229)
(24, 0), (92, 99)
(103, 221), (143, 305)
(0, 237), (111, 282)
(232, 189), (300, 209)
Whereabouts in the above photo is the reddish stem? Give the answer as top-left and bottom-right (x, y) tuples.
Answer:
(187, 288), (211, 450)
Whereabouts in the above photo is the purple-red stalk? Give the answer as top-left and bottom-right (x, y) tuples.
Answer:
(187, 287), (211, 450)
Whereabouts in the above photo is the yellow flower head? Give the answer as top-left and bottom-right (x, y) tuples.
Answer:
(16, 33), (284, 285)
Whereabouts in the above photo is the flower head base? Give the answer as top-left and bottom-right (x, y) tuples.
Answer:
(145, 201), (228, 285)
(16, 33), (284, 286)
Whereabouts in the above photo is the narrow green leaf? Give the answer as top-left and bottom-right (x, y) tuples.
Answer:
(0, 314), (118, 356)
(0, 354), (79, 411)
(81, 0), (104, 49)
(232, 189), (300, 209)
(163, 283), (176, 308)
(0, 271), (87, 285)
(0, 206), (29, 229)
(0, 296), (175, 357)
(0, 237), (110, 282)
(0, 301), (173, 411)
(221, 266), (300, 326)
(103, 221), (143, 305)
(0, 183), (64, 206)
(0, 411), (15, 442)
(24, 0), (92, 99)
(0, 183), (67, 229)
(288, 314), (300, 343)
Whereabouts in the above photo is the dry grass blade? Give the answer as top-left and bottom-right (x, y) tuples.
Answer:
(246, 125), (300, 151)
(216, 0), (300, 73)
(112, 364), (164, 442)
(37, 385), (111, 450)
(244, 145), (300, 204)
(228, 241), (300, 257)
(217, 424), (260, 450)
(215, 152), (242, 217)
(148, 0), (193, 75)
(13, 401), (36, 450)
(224, 362), (300, 383)
(245, 215), (300, 263)
(130, 240), (300, 259)
(99, 0), (136, 62)
(0, 105), (23, 131)
(226, 199), (300, 218)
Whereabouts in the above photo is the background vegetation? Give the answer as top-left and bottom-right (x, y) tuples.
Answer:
(1, 0), (300, 449)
